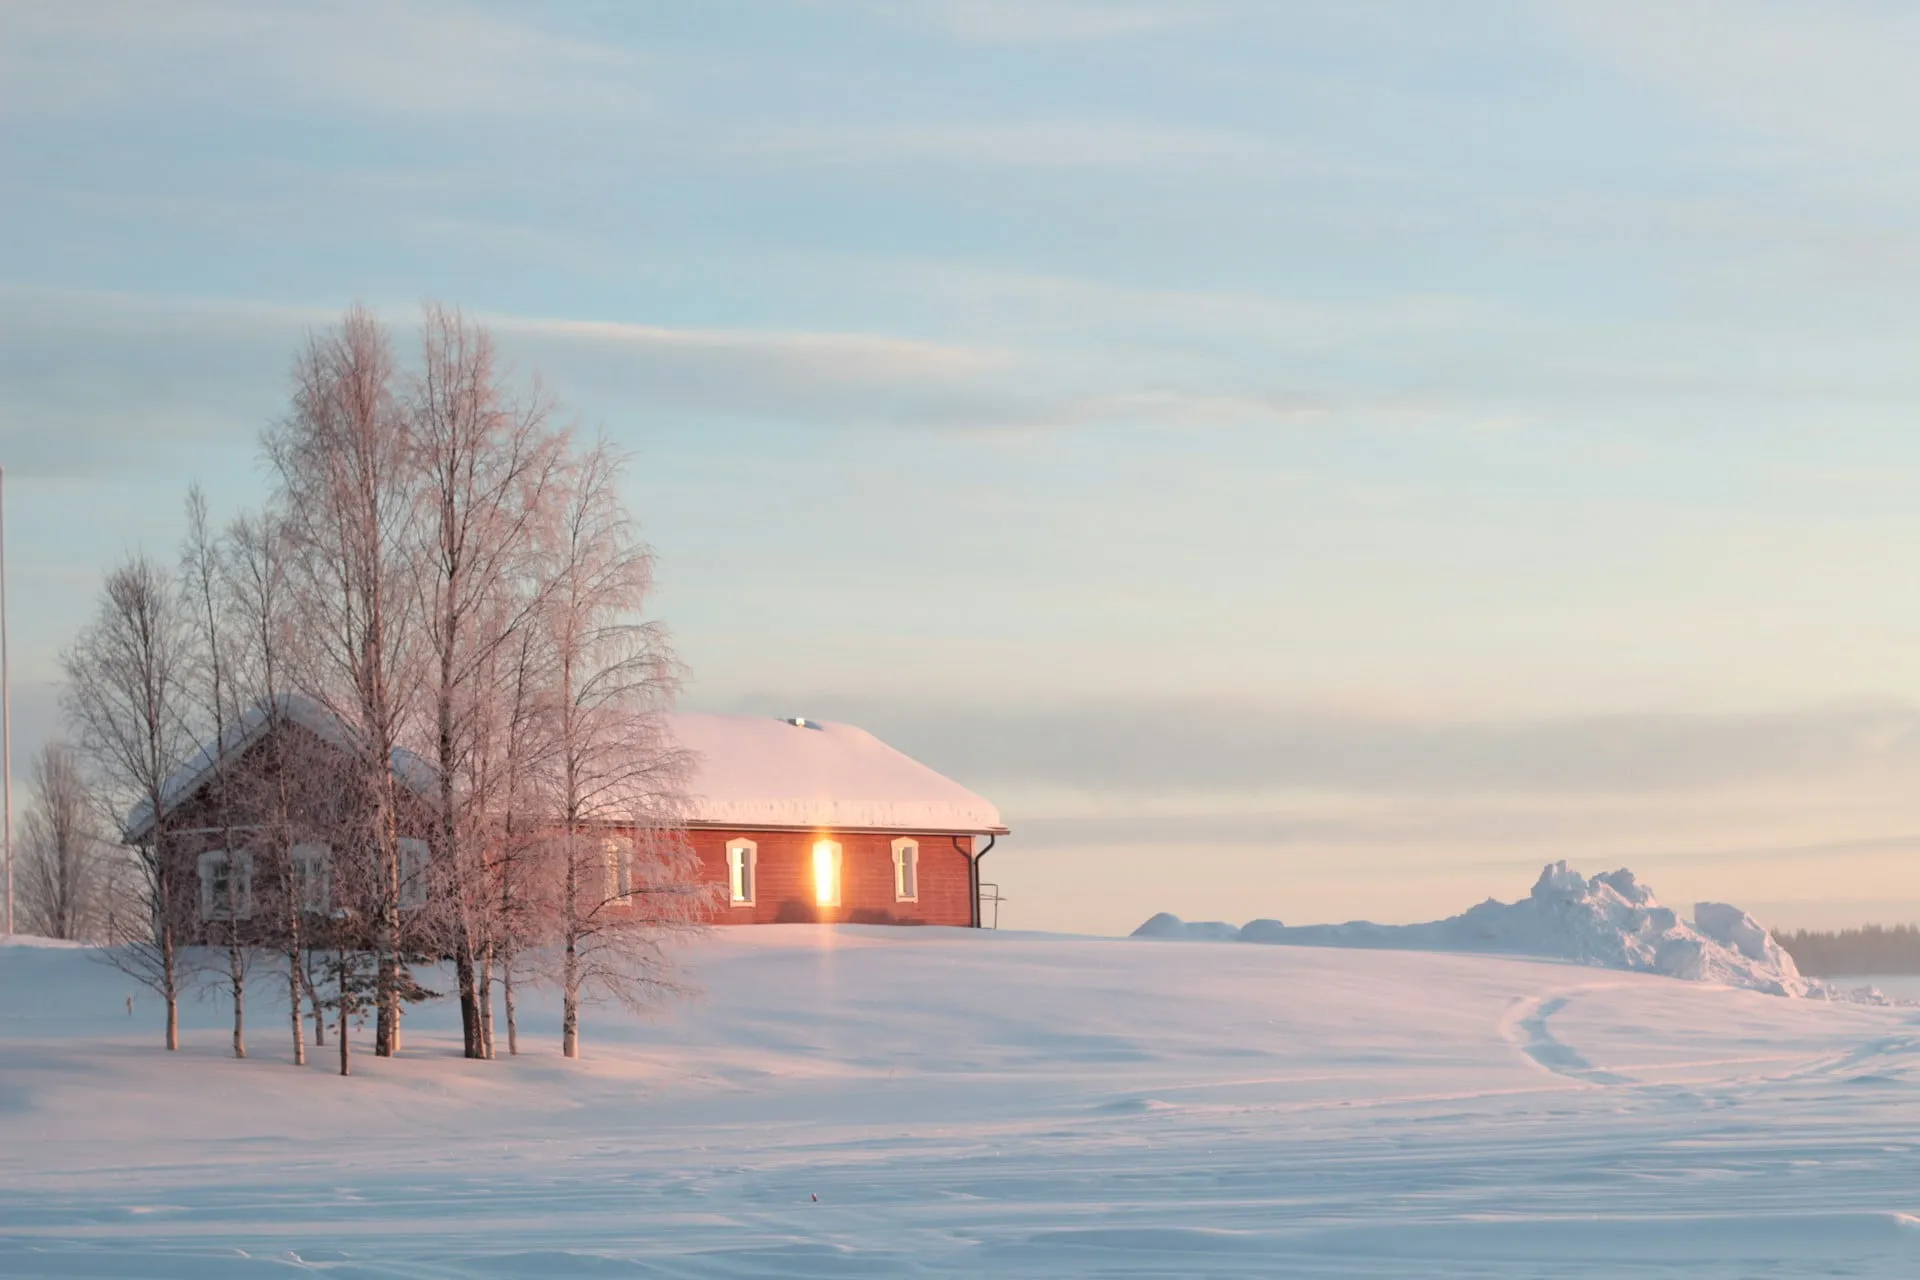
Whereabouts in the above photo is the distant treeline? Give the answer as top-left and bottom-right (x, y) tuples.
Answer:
(1776, 925), (1920, 976)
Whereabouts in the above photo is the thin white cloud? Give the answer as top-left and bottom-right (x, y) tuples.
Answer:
(724, 115), (1291, 172)
(823, 0), (1221, 44)
(883, 260), (1513, 346)
(0, 285), (1338, 473)
(484, 313), (1008, 383)
(0, 1), (1285, 176)
(0, 284), (336, 336)
(1555, 0), (1920, 163)
(0, 287), (333, 474)
(783, 694), (1920, 797)
(495, 313), (1326, 431)
(0, 0), (647, 118)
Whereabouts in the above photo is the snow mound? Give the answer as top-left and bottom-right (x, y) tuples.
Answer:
(0, 934), (87, 949)
(1134, 861), (1878, 1001)
(1131, 913), (1247, 941)
(1131, 915), (1291, 942)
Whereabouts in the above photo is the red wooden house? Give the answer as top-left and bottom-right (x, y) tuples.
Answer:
(125, 699), (1007, 937)
(669, 714), (1006, 927)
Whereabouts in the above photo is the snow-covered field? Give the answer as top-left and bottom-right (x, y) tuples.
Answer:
(5, 928), (1920, 1277)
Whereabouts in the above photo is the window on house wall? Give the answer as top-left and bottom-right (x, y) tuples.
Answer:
(727, 839), (757, 906)
(892, 838), (919, 902)
(398, 837), (430, 910)
(605, 837), (636, 902)
(812, 839), (842, 908)
(290, 842), (331, 915)
(198, 850), (255, 920)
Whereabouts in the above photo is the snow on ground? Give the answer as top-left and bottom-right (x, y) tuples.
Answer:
(1862, 974), (1920, 1002)
(1135, 861), (1868, 1000)
(6, 928), (1920, 1277)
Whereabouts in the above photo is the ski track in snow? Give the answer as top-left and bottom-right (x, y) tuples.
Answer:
(5, 928), (1920, 1277)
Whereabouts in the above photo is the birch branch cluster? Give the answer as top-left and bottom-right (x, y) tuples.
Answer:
(57, 304), (713, 1070)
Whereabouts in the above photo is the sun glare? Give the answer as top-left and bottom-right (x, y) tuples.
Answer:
(813, 840), (839, 907)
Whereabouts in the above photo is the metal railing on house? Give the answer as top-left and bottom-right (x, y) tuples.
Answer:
(978, 882), (1005, 930)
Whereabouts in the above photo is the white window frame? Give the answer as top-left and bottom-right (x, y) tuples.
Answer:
(604, 837), (636, 902)
(812, 839), (843, 909)
(198, 849), (255, 921)
(397, 837), (430, 911)
(726, 838), (757, 907)
(290, 842), (331, 915)
(891, 838), (919, 903)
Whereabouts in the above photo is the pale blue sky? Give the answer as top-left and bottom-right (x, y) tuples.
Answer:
(8, 1), (1920, 933)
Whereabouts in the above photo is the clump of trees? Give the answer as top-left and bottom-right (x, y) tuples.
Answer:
(1777, 925), (1920, 977)
(55, 303), (716, 1072)
(12, 742), (111, 943)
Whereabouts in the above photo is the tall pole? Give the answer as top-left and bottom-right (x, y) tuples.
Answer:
(2, 464), (11, 936)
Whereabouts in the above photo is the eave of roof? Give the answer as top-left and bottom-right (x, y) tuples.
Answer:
(682, 819), (1011, 837)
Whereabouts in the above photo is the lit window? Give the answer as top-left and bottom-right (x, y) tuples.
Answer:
(892, 838), (919, 902)
(398, 838), (430, 910)
(290, 842), (331, 914)
(812, 839), (842, 908)
(727, 839), (757, 906)
(198, 850), (254, 921)
(604, 837), (636, 902)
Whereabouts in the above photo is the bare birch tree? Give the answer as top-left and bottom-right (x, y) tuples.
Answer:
(62, 555), (196, 1050)
(180, 486), (254, 1059)
(264, 306), (424, 1058)
(408, 304), (566, 1059)
(472, 621), (556, 1059)
(225, 508), (316, 1066)
(532, 441), (713, 1059)
(54, 302), (718, 1069)
(487, 623), (552, 1057)
(15, 742), (106, 941)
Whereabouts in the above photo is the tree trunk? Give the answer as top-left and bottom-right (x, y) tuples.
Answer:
(386, 885), (404, 1054)
(310, 953), (326, 1047)
(375, 766), (402, 1057)
(477, 948), (494, 1060)
(337, 952), (351, 1077)
(439, 697), (484, 1059)
(283, 829), (307, 1064)
(230, 942), (247, 1060)
(161, 924), (179, 1052)
(375, 947), (397, 1056)
(562, 822), (580, 1060)
(562, 934), (579, 1059)
(503, 957), (519, 1056)
(287, 948), (306, 1067)
(455, 941), (480, 1059)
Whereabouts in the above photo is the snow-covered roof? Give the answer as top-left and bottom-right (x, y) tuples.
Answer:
(127, 702), (1003, 841)
(123, 693), (434, 843)
(670, 714), (1004, 834)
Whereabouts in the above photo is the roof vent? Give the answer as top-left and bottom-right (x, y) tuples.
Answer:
(781, 716), (824, 730)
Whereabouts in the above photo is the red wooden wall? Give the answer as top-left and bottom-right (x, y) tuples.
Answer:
(687, 828), (978, 926)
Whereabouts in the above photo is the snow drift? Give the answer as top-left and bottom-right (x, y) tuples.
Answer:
(1134, 861), (1874, 1000)
(8, 925), (1920, 1275)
